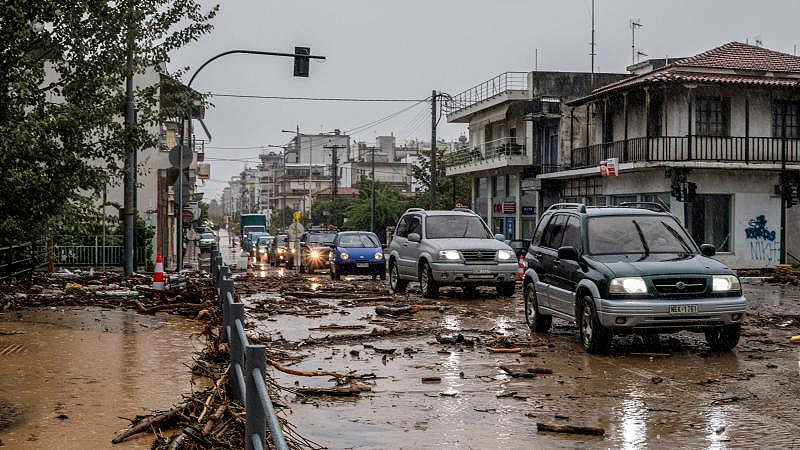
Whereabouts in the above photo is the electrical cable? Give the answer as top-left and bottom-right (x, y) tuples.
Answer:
(345, 98), (429, 135)
(209, 93), (426, 102)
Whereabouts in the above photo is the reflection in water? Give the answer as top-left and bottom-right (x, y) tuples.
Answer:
(277, 268), (285, 277)
(441, 315), (461, 331)
(310, 282), (320, 291)
(620, 389), (647, 450)
(706, 406), (730, 450)
(494, 316), (513, 334)
(259, 270), (267, 278)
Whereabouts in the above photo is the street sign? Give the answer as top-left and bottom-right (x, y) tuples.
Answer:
(293, 210), (302, 223)
(287, 222), (305, 240)
(173, 174), (190, 204)
(599, 158), (619, 176)
(169, 144), (193, 169)
(183, 209), (194, 223)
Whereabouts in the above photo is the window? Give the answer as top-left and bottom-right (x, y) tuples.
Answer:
(491, 177), (497, 198)
(508, 174), (517, 196)
(647, 93), (663, 137)
(408, 216), (422, 237)
(531, 214), (551, 244)
(772, 101), (800, 138)
(587, 216), (696, 255)
(641, 193), (671, 211)
(522, 217), (536, 242)
(495, 175), (506, 199)
(685, 195), (732, 252)
(395, 216), (410, 237)
(478, 178), (488, 198)
(561, 216), (582, 251)
(696, 96), (730, 137)
(541, 215), (568, 249)
(610, 195), (638, 206)
(425, 215), (492, 239)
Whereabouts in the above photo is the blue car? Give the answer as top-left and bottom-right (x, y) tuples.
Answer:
(330, 231), (386, 280)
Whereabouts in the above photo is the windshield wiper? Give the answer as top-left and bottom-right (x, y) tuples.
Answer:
(461, 221), (470, 238)
(631, 220), (650, 256)
(660, 221), (692, 254)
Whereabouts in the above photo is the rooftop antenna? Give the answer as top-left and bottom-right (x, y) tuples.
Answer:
(755, 35), (763, 47)
(590, 0), (596, 87)
(630, 19), (643, 65)
(535, 48), (538, 71)
(636, 50), (648, 63)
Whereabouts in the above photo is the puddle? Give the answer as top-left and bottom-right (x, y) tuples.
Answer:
(0, 307), (203, 449)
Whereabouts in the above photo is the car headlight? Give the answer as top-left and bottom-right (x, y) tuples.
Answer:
(340, 252), (349, 260)
(712, 275), (741, 292)
(497, 249), (514, 261)
(438, 250), (461, 260)
(374, 251), (383, 260)
(277, 248), (284, 254)
(291, 248), (296, 254)
(310, 250), (319, 258)
(609, 277), (648, 294)
(259, 248), (266, 253)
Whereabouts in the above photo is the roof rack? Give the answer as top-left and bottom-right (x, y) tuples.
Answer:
(452, 207), (477, 214)
(618, 202), (668, 212)
(405, 207), (425, 213)
(546, 203), (587, 213)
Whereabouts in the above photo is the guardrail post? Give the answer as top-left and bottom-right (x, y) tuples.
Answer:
(221, 278), (234, 336)
(228, 302), (245, 402)
(245, 345), (267, 450)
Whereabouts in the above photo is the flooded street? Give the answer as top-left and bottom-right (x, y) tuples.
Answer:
(226, 240), (800, 449)
(0, 307), (203, 449)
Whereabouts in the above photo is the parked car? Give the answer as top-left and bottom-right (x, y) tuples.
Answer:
(523, 202), (747, 354)
(330, 231), (385, 280)
(505, 239), (530, 259)
(198, 232), (216, 252)
(387, 208), (518, 298)
(299, 229), (337, 274)
(244, 231), (268, 255)
(255, 235), (273, 262)
(269, 234), (295, 268)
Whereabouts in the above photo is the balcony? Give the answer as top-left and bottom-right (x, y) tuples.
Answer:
(445, 137), (528, 175)
(570, 136), (800, 169)
(446, 72), (528, 122)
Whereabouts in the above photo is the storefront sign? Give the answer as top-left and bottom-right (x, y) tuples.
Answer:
(521, 206), (536, 216)
(600, 158), (619, 176)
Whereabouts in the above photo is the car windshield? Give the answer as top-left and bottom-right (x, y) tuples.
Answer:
(308, 233), (336, 244)
(338, 233), (380, 248)
(425, 215), (492, 239)
(275, 235), (287, 245)
(201, 232), (214, 239)
(587, 215), (697, 255)
(257, 237), (271, 244)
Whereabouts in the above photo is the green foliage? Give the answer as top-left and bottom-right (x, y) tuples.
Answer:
(0, 0), (217, 245)
(411, 147), (472, 210)
(311, 197), (355, 228)
(198, 200), (209, 223)
(269, 207), (294, 234)
(345, 179), (410, 243)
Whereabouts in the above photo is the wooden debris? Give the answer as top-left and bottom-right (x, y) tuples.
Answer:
(266, 358), (351, 378)
(488, 347), (522, 353)
(536, 422), (605, 436)
(527, 367), (553, 375)
(499, 365), (535, 378)
(134, 300), (205, 315)
(308, 324), (367, 331)
(112, 406), (185, 443)
(790, 335), (800, 344)
(295, 383), (371, 397)
(375, 304), (440, 316)
(421, 377), (441, 383)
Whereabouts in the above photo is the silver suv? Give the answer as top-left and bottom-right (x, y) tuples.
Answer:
(387, 208), (518, 298)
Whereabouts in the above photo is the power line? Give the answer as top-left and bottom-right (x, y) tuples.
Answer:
(209, 93), (426, 102)
(205, 145), (269, 150)
(346, 99), (430, 135)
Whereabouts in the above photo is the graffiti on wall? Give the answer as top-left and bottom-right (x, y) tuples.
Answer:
(744, 215), (780, 264)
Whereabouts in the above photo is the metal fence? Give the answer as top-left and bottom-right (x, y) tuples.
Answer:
(0, 241), (47, 281)
(54, 236), (147, 267)
(445, 72), (528, 116)
(210, 249), (288, 450)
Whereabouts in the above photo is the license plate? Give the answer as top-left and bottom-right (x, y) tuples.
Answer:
(476, 268), (491, 274)
(357, 263), (369, 268)
(670, 305), (698, 314)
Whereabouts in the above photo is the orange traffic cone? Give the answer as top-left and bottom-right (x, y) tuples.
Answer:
(152, 253), (165, 290)
(517, 256), (525, 280)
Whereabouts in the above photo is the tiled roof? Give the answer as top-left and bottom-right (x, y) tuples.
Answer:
(566, 42), (800, 106)
(674, 41), (800, 73)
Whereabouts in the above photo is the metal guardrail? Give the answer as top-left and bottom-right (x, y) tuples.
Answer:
(445, 72), (528, 116)
(445, 137), (527, 167)
(0, 240), (47, 281)
(210, 249), (288, 450)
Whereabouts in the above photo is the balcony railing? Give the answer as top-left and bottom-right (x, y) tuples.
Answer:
(445, 72), (528, 116)
(570, 136), (800, 169)
(445, 137), (527, 167)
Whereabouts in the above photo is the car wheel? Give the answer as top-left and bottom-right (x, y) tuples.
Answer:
(419, 262), (439, 298)
(705, 324), (741, 352)
(462, 285), (477, 297)
(389, 260), (407, 293)
(579, 296), (612, 354)
(524, 283), (551, 333)
(496, 282), (516, 297)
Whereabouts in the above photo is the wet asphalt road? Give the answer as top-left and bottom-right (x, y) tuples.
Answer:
(223, 232), (800, 450)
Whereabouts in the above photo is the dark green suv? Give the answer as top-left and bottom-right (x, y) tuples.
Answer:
(523, 203), (746, 354)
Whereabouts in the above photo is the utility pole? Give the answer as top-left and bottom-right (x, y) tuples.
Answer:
(780, 106), (787, 264)
(122, 0), (137, 275)
(325, 144), (347, 197)
(631, 19), (642, 65)
(371, 145), (376, 233)
(590, 0), (596, 88)
(430, 90), (438, 209)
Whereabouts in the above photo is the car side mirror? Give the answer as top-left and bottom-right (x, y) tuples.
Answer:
(700, 244), (716, 257)
(557, 246), (580, 261)
(494, 234), (505, 241)
(408, 233), (421, 243)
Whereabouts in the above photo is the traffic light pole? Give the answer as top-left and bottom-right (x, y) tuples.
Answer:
(177, 48), (326, 270)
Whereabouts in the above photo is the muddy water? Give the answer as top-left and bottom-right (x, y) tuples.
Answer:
(0, 307), (203, 449)
(246, 277), (800, 450)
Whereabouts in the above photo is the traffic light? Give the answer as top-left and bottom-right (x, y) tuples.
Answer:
(293, 47), (310, 77)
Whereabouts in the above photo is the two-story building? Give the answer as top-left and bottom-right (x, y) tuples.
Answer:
(445, 71), (628, 240)
(541, 42), (800, 268)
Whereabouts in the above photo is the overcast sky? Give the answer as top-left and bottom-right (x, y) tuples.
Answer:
(169, 0), (800, 200)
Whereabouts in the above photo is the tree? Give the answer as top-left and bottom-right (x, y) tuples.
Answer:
(411, 147), (472, 210)
(311, 197), (355, 228)
(345, 179), (409, 243)
(0, 1), (217, 245)
(269, 207), (293, 234)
